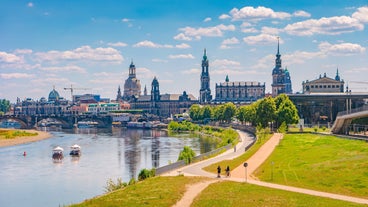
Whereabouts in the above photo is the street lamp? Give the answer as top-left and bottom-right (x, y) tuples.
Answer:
(271, 161), (274, 181)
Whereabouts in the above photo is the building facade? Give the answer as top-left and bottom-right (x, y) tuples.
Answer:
(302, 70), (344, 94)
(130, 77), (198, 117)
(271, 38), (292, 97)
(214, 75), (265, 103)
(199, 49), (212, 104)
(123, 61), (141, 101)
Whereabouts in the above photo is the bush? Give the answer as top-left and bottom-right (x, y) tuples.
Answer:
(138, 168), (155, 181)
(104, 178), (127, 192)
(178, 146), (196, 164)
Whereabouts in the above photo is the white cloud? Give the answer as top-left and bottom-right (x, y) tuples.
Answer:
(284, 16), (364, 36)
(0, 52), (22, 63)
(173, 33), (193, 41)
(182, 68), (200, 74)
(261, 26), (280, 35)
(168, 54), (195, 59)
(0, 73), (35, 79)
(229, 6), (291, 21)
(133, 40), (173, 48)
(204, 17), (212, 22)
(14, 49), (33, 54)
(35, 46), (124, 63)
(241, 28), (258, 33)
(220, 37), (240, 49)
(212, 59), (241, 68)
(152, 58), (168, 63)
(121, 18), (132, 22)
(352, 6), (368, 23)
(175, 43), (191, 49)
(243, 34), (281, 45)
(107, 42), (128, 47)
(293, 10), (311, 18)
(177, 24), (236, 40)
(219, 14), (231, 20)
(318, 42), (366, 56)
(41, 65), (87, 73)
(27, 2), (34, 7)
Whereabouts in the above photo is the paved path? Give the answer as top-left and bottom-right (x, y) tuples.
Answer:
(165, 131), (368, 206)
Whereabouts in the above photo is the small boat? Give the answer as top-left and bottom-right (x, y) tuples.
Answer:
(52, 146), (64, 160)
(69, 144), (81, 156)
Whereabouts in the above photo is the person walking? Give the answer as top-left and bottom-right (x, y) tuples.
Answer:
(226, 166), (230, 177)
(217, 165), (221, 178)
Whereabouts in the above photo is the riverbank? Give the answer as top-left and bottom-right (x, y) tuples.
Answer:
(0, 128), (51, 147)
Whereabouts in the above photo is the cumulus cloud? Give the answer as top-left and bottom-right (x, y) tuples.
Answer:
(35, 46), (124, 63)
(175, 43), (191, 49)
(220, 37), (240, 49)
(293, 10), (311, 17)
(284, 16), (364, 36)
(27, 2), (34, 7)
(204, 17), (212, 22)
(212, 59), (241, 68)
(229, 6), (291, 21)
(168, 54), (195, 59)
(173, 33), (193, 41)
(133, 40), (173, 48)
(318, 42), (366, 55)
(219, 14), (231, 20)
(261, 26), (280, 35)
(107, 42), (128, 47)
(14, 49), (33, 54)
(177, 24), (236, 40)
(243, 34), (282, 45)
(352, 6), (368, 23)
(152, 58), (168, 63)
(0, 73), (35, 79)
(0, 52), (22, 63)
(41, 65), (87, 73)
(182, 68), (200, 74)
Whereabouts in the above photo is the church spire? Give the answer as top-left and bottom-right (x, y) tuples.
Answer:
(277, 36), (280, 56)
(335, 67), (341, 81)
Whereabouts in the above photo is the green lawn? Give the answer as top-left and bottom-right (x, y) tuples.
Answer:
(254, 133), (368, 198)
(192, 181), (367, 207)
(0, 129), (37, 139)
(69, 176), (211, 207)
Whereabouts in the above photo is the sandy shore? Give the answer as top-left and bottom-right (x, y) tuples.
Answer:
(0, 129), (52, 148)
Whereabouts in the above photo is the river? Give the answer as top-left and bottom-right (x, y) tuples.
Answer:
(0, 127), (216, 207)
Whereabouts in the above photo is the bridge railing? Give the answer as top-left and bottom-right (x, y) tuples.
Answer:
(336, 105), (368, 117)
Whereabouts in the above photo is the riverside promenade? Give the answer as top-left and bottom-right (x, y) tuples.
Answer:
(163, 131), (368, 206)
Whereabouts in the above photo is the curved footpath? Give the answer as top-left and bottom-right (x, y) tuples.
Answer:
(162, 131), (368, 206)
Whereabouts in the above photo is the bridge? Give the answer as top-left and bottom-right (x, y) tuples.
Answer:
(331, 105), (368, 134)
(0, 114), (112, 129)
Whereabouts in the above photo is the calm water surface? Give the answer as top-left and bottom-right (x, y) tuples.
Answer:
(0, 128), (215, 207)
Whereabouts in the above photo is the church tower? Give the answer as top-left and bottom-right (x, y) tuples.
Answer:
(116, 85), (122, 102)
(123, 60), (141, 101)
(199, 49), (212, 104)
(151, 77), (160, 115)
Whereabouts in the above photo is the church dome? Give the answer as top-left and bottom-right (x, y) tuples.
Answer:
(48, 88), (60, 101)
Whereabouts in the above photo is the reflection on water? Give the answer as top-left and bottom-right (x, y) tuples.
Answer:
(0, 127), (215, 207)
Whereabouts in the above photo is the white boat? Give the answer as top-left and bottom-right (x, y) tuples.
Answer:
(69, 144), (81, 156)
(126, 121), (152, 129)
(52, 146), (64, 160)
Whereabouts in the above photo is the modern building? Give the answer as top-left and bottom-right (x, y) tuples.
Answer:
(199, 49), (212, 104)
(214, 75), (265, 103)
(130, 77), (198, 117)
(123, 61), (141, 101)
(302, 70), (344, 94)
(271, 38), (292, 97)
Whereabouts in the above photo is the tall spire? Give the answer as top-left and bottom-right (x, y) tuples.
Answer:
(277, 36), (280, 55)
(203, 48), (207, 60)
(335, 67), (341, 81)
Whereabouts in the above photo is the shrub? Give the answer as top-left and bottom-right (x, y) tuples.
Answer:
(104, 178), (127, 192)
(138, 168), (155, 181)
(178, 146), (196, 164)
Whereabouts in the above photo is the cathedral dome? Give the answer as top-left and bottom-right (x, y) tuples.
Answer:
(48, 88), (60, 101)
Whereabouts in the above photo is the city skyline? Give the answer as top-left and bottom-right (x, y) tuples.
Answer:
(1, 0), (367, 102)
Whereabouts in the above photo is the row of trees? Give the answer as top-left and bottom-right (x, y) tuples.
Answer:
(0, 99), (10, 115)
(189, 94), (299, 129)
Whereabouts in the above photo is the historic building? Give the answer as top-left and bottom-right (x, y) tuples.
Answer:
(214, 75), (265, 103)
(123, 61), (141, 101)
(199, 49), (212, 104)
(302, 69), (344, 94)
(271, 38), (292, 97)
(130, 77), (198, 117)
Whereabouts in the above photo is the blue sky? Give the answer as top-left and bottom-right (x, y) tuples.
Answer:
(1, 0), (367, 102)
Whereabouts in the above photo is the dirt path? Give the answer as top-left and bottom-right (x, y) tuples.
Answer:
(172, 179), (220, 207)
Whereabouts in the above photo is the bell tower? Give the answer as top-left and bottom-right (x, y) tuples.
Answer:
(199, 49), (212, 104)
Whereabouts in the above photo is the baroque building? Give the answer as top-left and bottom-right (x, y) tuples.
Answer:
(199, 49), (212, 104)
(130, 77), (198, 117)
(123, 61), (141, 101)
(271, 38), (292, 97)
(214, 75), (265, 103)
(302, 69), (344, 94)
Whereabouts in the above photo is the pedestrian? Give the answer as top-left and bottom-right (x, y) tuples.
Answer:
(234, 145), (236, 152)
(217, 165), (221, 178)
(226, 166), (230, 177)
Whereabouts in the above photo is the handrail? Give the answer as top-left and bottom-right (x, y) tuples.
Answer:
(336, 105), (368, 117)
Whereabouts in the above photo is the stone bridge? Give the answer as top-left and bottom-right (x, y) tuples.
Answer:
(0, 114), (112, 129)
(331, 105), (368, 134)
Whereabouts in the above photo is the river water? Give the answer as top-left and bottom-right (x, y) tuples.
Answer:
(0, 127), (215, 207)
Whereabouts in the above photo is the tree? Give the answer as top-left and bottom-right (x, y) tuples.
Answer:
(189, 104), (201, 121)
(178, 146), (196, 164)
(213, 104), (225, 122)
(255, 97), (276, 128)
(237, 104), (256, 125)
(223, 102), (236, 123)
(0, 99), (10, 114)
(274, 94), (299, 128)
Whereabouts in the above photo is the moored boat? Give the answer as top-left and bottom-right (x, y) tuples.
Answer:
(69, 144), (81, 156)
(52, 146), (64, 160)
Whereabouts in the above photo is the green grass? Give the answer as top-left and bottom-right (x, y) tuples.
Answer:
(192, 181), (367, 207)
(254, 133), (368, 198)
(69, 176), (211, 207)
(0, 129), (37, 139)
(203, 134), (272, 175)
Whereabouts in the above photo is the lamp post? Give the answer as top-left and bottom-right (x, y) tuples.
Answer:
(243, 162), (248, 182)
(271, 161), (274, 181)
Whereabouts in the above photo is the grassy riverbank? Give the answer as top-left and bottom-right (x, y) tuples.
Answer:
(254, 133), (368, 198)
(0, 129), (37, 139)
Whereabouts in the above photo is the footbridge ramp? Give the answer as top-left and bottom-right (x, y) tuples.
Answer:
(331, 105), (368, 134)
